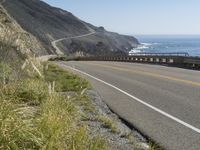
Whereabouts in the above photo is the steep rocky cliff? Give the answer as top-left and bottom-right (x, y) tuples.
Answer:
(2, 0), (140, 56)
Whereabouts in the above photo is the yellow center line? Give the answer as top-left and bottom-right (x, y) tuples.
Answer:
(83, 62), (200, 87)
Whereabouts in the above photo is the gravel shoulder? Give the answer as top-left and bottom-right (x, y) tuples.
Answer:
(83, 89), (150, 150)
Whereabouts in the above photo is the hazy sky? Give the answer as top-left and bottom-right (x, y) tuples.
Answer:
(43, 0), (200, 35)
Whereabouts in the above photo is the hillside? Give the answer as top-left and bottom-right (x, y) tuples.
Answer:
(0, 3), (46, 61)
(2, 0), (140, 56)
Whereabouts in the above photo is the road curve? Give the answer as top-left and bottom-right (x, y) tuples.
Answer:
(57, 61), (200, 150)
(51, 32), (95, 55)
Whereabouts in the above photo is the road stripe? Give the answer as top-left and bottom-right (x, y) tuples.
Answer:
(84, 62), (200, 87)
(64, 65), (200, 134)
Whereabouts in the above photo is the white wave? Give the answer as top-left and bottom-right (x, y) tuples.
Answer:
(152, 42), (159, 45)
(129, 42), (154, 55)
(129, 49), (142, 54)
(141, 43), (153, 46)
(136, 43), (154, 49)
(137, 45), (149, 50)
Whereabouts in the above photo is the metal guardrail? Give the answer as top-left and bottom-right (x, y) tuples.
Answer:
(76, 56), (184, 64)
(50, 54), (200, 69)
(76, 55), (200, 69)
(129, 52), (189, 57)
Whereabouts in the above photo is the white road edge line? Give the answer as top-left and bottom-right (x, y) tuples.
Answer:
(65, 65), (200, 134)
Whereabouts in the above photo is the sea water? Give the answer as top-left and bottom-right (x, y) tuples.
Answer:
(130, 35), (200, 57)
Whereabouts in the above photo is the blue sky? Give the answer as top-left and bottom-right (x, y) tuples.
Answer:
(43, 0), (200, 35)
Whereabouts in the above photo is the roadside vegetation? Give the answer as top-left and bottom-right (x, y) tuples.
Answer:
(96, 116), (119, 134)
(0, 58), (108, 150)
(0, 10), (161, 150)
(0, 33), (160, 150)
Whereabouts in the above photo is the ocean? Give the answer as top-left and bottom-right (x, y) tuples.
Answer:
(130, 35), (200, 57)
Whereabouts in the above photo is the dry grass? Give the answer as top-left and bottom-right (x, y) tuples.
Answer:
(0, 62), (109, 150)
(97, 116), (119, 134)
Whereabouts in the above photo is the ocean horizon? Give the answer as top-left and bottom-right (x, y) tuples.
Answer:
(130, 35), (200, 56)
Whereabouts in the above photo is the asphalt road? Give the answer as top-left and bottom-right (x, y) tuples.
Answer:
(58, 61), (200, 150)
(51, 21), (95, 55)
(51, 32), (95, 55)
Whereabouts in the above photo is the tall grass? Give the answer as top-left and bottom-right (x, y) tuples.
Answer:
(0, 92), (41, 149)
(16, 79), (48, 106)
(0, 62), (108, 150)
(0, 62), (12, 86)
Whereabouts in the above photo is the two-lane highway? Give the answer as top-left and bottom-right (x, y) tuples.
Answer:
(58, 61), (200, 150)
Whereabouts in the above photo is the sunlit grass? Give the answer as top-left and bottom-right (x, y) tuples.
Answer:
(0, 62), (108, 150)
(44, 64), (90, 92)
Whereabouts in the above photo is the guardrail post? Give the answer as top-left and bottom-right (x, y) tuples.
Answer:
(131, 57), (134, 61)
(156, 58), (160, 63)
(168, 59), (174, 63)
(162, 58), (167, 63)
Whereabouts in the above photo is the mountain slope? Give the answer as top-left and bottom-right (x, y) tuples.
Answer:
(2, 0), (140, 56)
